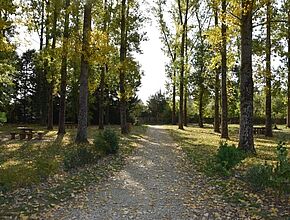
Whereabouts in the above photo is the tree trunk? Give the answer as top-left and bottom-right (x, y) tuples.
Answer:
(99, 0), (108, 130)
(58, 0), (70, 135)
(39, 0), (45, 124)
(199, 86), (204, 128)
(238, 0), (255, 153)
(47, 5), (58, 130)
(99, 65), (105, 130)
(177, 0), (189, 130)
(75, 0), (92, 143)
(172, 53), (177, 125)
(287, 7), (290, 127)
(184, 87), (188, 126)
(120, 0), (128, 134)
(265, 0), (273, 137)
(214, 8), (220, 133)
(221, 0), (229, 139)
(172, 68), (176, 125)
(41, 1), (50, 126)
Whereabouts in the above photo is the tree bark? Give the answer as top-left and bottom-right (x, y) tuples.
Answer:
(39, 0), (46, 125)
(172, 52), (177, 125)
(221, 0), (229, 139)
(172, 67), (176, 125)
(287, 6), (290, 127)
(99, 0), (108, 130)
(214, 8), (220, 133)
(99, 65), (105, 129)
(47, 4), (58, 130)
(119, 0), (128, 134)
(265, 0), (273, 137)
(199, 85), (204, 128)
(177, 0), (189, 130)
(75, 0), (92, 143)
(41, 0), (50, 126)
(238, 0), (255, 153)
(58, 0), (70, 135)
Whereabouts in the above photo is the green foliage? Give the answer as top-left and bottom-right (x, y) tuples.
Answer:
(245, 163), (273, 190)
(216, 142), (246, 171)
(35, 157), (59, 180)
(94, 128), (119, 155)
(63, 146), (97, 171)
(205, 142), (246, 176)
(0, 112), (7, 123)
(246, 141), (290, 193)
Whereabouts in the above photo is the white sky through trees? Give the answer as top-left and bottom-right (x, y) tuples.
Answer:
(15, 1), (167, 104)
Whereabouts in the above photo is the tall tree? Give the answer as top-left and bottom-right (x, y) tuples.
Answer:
(75, 0), (92, 143)
(265, 0), (273, 136)
(119, 0), (128, 134)
(58, 0), (71, 134)
(213, 5), (220, 133)
(239, 0), (255, 153)
(177, 0), (190, 130)
(99, 0), (109, 130)
(221, 0), (229, 138)
(47, 1), (59, 130)
(287, 0), (290, 127)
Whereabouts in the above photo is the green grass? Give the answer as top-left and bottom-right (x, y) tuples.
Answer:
(0, 124), (147, 218)
(165, 124), (290, 219)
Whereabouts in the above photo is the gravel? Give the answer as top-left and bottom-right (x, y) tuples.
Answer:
(48, 126), (253, 220)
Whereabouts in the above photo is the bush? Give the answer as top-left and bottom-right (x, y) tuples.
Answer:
(63, 147), (96, 171)
(246, 141), (290, 193)
(35, 157), (59, 180)
(245, 163), (273, 190)
(205, 142), (246, 176)
(216, 142), (246, 170)
(94, 128), (119, 155)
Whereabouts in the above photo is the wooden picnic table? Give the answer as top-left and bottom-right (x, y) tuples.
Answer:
(17, 127), (34, 140)
(253, 126), (265, 135)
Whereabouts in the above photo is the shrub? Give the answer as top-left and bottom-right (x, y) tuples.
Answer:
(35, 157), (59, 180)
(245, 163), (273, 190)
(246, 141), (290, 193)
(205, 142), (246, 176)
(94, 128), (119, 155)
(216, 142), (246, 170)
(63, 147), (96, 170)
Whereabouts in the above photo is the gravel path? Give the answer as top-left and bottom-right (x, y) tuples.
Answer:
(50, 126), (251, 220)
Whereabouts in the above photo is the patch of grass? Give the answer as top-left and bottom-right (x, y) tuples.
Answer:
(0, 124), (147, 218)
(166, 124), (290, 219)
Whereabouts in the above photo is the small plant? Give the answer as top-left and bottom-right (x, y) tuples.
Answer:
(205, 142), (246, 176)
(35, 157), (59, 180)
(63, 146), (96, 170)
(246, 141), (290, 193)
(216, 142), (246, 170)
(245, 162), (273, 190)
(94, 128), (119, 155)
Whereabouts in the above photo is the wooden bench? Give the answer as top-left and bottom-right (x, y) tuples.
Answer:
(19, 132), (27, 140)
(37, 132), (44, 140)
(10, 132), (17, 140)
(253, 127), (265, 135)
(65, 122), (77, 129)
(27, 132), (34, 140)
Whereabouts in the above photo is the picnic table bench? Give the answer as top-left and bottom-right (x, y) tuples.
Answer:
(253, 126), (265, 135)
(10, 127), (45, 140)
(65, 122), (77, 129)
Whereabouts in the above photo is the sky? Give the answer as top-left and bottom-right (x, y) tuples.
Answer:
(135, 16), (168, 103)
(15, 2), (168, 104)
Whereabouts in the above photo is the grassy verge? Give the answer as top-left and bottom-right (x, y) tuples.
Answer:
(0, 125), (147, 218)
(166, 124), (290, 219)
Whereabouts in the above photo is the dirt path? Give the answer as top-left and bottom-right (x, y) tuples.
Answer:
(50, 126), (250, 220)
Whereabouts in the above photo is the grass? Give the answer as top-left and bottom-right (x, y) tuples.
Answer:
(0, 124), (147, 218)
(165, 124), (290, 219)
